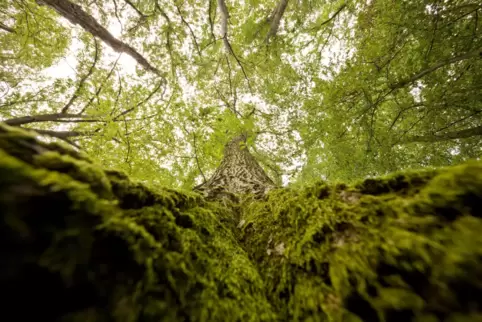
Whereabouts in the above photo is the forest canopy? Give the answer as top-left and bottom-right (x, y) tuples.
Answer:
(1, 0), (481, 188)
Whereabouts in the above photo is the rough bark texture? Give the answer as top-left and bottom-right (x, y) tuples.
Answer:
(194, 134), (276, 200)
(1, 123), (482, 321)
(37, 0), (160, 74)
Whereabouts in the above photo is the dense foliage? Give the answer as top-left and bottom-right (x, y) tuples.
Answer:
(1, 0), (481, 188)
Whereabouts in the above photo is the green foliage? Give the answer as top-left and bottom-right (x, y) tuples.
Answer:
(0, 0), (480, 187)
(0, 0), (70, 84)
(0, 123), (275, 321)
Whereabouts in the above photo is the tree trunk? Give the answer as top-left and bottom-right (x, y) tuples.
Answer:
(1, 123), (482, 321)
(195, 134), (276, 200)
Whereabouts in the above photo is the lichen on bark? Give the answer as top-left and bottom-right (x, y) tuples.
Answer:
(1, 123), (482, 321)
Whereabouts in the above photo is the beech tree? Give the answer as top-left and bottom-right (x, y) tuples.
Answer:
(1, 0), (481, 321)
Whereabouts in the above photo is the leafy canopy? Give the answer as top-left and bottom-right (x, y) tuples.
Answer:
(0, 0), (481, 188)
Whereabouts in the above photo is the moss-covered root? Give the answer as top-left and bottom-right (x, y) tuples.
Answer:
(240, 162), (482, 321)
(0, 124), (275, 321)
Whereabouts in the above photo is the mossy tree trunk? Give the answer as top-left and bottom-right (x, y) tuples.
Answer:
(1, 123), (482, 322)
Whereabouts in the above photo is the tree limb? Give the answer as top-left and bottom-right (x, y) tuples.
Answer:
(62, 39), (99, 113)
(4, 113), (93, 126)
(266, 0), (289, 42)
(0, 22), (15, 33)
(216, 0), (252, 91)
(37, 0), (160, 74)
(390, 47), (482, 89)
(402, 125), (482, 143)
(27, 128), (92, 139)
(174, 4), (201, 56)
(113, 80), (164, 121)
(193, 133), (206, 183)
(208, 0), (216, 40)
(123, 0), (147, 18)
(217, 0), (229, 40)
(312, 3), (347, 30)
(77, 54), (121, 115)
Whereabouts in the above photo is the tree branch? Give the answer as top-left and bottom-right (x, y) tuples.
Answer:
(402, 125), (482, 143)
(390, 47), (482, 89)
(37, 0), (160, 74)
(174, 4), (201, 56)
(216, 0), (252, 91)
(312, 3), (347, 30)
(4, 113), (93, 126)
(113, 80), (164, 121)
(266, 0), (289, 42)
(27, 128), (92, 139)
(62, 39), (99, 113)
(208, 0), (216, 40)
(123, 0), (147, 18)
(193, 133), (206, 183)
(0, 22), (15, 33)
(77, 54), (121, 115)
(217, 0), (229, 40)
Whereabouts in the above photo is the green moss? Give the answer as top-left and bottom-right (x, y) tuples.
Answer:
(1, 124), (482, 321)
(354, 167), (439, 196)
(239, 162), (482, 321)
(0, 124), (274, 321)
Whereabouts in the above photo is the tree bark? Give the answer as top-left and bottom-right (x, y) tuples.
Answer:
(266, 0), (289, 42)
(194, 134), (276, 200)
(1, 123), (482, 321)
(37, 0), (160, 74)
(4, 113), (91, 126)
(402, 124), (482, 143)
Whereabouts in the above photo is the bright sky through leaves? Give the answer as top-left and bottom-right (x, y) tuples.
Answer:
(1, 0), (481, 189)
